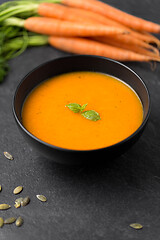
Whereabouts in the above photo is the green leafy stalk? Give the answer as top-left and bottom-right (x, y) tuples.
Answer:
(3, 35), (49, 53)
(0, 0), (61, 22)
(2, 35), (49, 60)
(0, 26), (28, 82)
(0, 60), (9, 83)
(66, 103), (101, 121)
(0, 0), (61, 83)
(0, 4), (38, 22)
(3, 17), (25, 28)
(0, 26), (22, 41)
(0, 26), (49, 83)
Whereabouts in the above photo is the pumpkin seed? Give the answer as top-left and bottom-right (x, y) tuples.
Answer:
(36, 195), (47, 202)
(4, 217), (16, 224)
(129, 223), (143, 230)
(15, 197), (23, 204)
(13, 186), (23, 195)
(14, 198), (23, 208)
(15, 217), (23, 227)
(21, 196), (30, 206)
(0, 217), (4, 228)
(0, 204), (11, 210)
(3, 152), (14, 160)
(14, 202), (21, 209)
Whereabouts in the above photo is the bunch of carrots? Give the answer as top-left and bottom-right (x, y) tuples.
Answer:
(0, 0), (160, 82)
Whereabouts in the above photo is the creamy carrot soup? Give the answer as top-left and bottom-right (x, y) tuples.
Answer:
(22, 71), (143, 150)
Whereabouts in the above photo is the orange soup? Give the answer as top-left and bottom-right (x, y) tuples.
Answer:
(22, 71), (143, 150)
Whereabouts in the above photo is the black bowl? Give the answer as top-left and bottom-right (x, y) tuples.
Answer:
(13, 55), (150, 164)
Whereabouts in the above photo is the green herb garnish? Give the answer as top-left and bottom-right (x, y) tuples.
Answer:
(66, 103), (101, 122)
(81, 110), (101, 121)
(66, 103), (87, 113)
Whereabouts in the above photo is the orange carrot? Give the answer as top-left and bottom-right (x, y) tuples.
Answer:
(48, 36), (160, 62)
(38, 3), (160, 46)
(38, 3), (151, 46)
(62, 0), (160, 33)
(93, 37), (159, 58)
(38, 3), (85, 22)
(141, 32), (160, 47)
(130, 31), (160, 46)
(38, 3), (128, 31)
(70, 5), (160, 45)
(94, 35), (159, 56)
(67, 6), (160, 46)
(23, 16), (126, 36)
(38, 2), (123, 26)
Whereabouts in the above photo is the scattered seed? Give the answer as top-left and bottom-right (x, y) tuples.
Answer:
(15, 198), (23, 208)
(3, 152), (14, 160)
(129, 223), (143, 230)
(0, 185), (2, 192)
(15, 197), (24, 208)
(21, 197), (30, 206)
(0, 204), (11, 210)
(14, 202), (21, 209)
(4, 217), (16, 224)
(13, 186), (23, 195)
(15, 217), (23, 227)
(15, 197), (23, 204)
(36, 195), (47, 202)
(0, 217), (4, 228)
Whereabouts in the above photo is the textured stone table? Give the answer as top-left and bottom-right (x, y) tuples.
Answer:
(0, 0), (160, 239)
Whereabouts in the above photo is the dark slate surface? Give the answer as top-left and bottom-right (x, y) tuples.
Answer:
(0, 0), (160, 239)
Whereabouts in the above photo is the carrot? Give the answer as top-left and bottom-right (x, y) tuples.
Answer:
(4, 16), (126, 37)
(38, 2), (124, 26)
(25, 17), (127, 37)
(70, 5), (160, 46)
(130, 31), (160, 47)
(38, 3), (85, 22)
(93, 37), (159, 58)
(48, 36), (160, 62)
(1, 1), (159, 45)
(94, 35), (160, 56)
(62, 0), (160, 33)
(37, 2), (160, 46)
(140, 32), (160, 47)
(1, 31), (158, 83)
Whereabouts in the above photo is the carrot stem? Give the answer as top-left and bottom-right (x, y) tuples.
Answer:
(3, 35), (49, 53)
(4, 17), (25, 27)
(0, 4), (38, 22)
(0, 0), (60, 22)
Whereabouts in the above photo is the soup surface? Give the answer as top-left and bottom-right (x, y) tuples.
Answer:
(22, 71), (143, 150)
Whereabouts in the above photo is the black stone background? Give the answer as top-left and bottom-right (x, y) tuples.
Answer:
(0, 0), (160, 239)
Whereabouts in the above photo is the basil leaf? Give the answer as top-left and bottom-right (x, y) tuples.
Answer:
(80, 103), (88, 112)
(81, 110), (101, 121)
(66, 103), (82, 113)
(66, 103), (101, 121)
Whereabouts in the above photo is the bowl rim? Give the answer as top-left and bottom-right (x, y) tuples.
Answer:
(12, 55), (151, 153)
